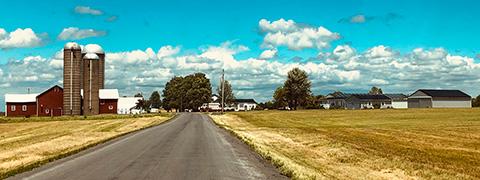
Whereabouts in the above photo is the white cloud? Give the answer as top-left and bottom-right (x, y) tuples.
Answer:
(365, 45), (395, 58)
(0, 28), (44, 49)
(370, 79), (389, 85)
(58, 27), (106, 40)
(332, 45), (356, 61)
(74, 6), (103, 15)
(259, 19), (340, 50)
(350, 15), (366, 23)
(157, 46), (180, 59)
(259, 49), (277, 59)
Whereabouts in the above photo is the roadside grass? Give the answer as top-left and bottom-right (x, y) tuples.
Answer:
(0, 113), (175, 179)
(210, 109), (480, 180)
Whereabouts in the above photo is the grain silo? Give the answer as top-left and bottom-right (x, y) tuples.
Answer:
(63, 42), (82, 115)
(84, 44), (105, 89)
(82, 53), (100, 115)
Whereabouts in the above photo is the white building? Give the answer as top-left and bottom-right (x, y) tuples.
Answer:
(385, 94), (408, 109)
(408, 89), (472, 108)
(234, 99), (257, 111)
(117, 97), (143, 114)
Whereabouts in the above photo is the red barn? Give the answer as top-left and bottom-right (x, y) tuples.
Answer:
(5, 85), (64, 117)
(5, 94), (38, 117)
(99, 89), (119, 114)
(36, 85), (64, 116)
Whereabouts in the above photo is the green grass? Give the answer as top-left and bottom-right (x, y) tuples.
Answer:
(211, 109), (480, 179)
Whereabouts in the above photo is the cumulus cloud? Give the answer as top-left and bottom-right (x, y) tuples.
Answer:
(0, 28), (44, 49)
(1, 41), (480, 110)
(57, 27), (106, 40)
(259, 49), (277, 59)
(259, 18), (340, 50)
(74, 6), (103, 15)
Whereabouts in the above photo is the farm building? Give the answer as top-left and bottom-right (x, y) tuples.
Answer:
(99, 89), (119, 114)
(408, 89), (471, 108)
(5, 85), (63, 117)
(385, 94), (408, 109)
(117, 97), (143, 114)
(345, 94), (392, 109)
(324, 91), (350, 109)
(234, 99), (257, 111)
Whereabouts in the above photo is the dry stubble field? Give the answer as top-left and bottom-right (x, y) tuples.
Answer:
(211, 109), (480, 180)
(0, 113), (173, 178)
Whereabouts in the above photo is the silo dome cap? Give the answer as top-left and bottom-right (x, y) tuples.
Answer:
(84, 53), (100, 60)
(84, 44), (104, 54)
(64, 42), (81, 50)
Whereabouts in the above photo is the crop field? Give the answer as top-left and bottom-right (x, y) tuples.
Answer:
(0, 113), (174, 178)
(211, 109), (480, 179)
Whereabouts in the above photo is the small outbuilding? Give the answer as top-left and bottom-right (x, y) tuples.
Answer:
(385, 94), (408, 109)
(346, 94), (392, 109)
(408, 89), (471, 108)
(99, 89), (119, 114)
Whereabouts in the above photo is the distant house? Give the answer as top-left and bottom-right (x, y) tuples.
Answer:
(234, 99), (257, 111)
(5, 85), (63, 117)
(324, 91), (350, 109)
(211, 94), (220, 103)
(408, 89), (471, 108)
(117, 97), (143, 114)
(345, 94), (392, 109)
(99, 89), (119, 114)
(385, 94), (408, 109)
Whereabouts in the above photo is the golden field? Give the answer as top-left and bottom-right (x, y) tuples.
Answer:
(210, 109), (480, 180)
(0, 113), (173, 178)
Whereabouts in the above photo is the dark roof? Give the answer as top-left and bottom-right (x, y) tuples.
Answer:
(417, 89), (471, 98)
(234, 99), (257, 104)
(349, 94), (391, 100)
(385, 93), (408, 100)
(37, 85), (63, 98)
(326, 92), (351, 99)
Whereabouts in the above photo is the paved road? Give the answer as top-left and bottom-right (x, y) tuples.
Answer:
(11, 113), (286, 180)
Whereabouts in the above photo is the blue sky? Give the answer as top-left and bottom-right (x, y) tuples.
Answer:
(1, 0), (480, 110)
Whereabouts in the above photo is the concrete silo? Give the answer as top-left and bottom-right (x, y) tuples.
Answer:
(82, 53), (100, 115)
(63, 42), (82, 115)
(84, 44), (105, 89)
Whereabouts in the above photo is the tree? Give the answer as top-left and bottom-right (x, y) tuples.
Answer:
(273, 86), (288, 108)
(162, 73), (212, 112)
(134, 93), (143, 97)
(135, 99), (150, 112)
(162, 76), (184, 112)
(369, 86), (383, 95)
(149, 91), (161, 109)
(217, 80), (235, 105)
(473, 95), (480, 107)
(283, 68), (311, 110)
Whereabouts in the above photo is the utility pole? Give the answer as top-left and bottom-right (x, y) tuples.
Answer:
(221, 69), (225, 114)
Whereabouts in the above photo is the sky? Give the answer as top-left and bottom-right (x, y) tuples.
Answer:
(1, 0), (480, 110)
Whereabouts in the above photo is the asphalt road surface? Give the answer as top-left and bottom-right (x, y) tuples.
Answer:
(11, 113), (287, 180)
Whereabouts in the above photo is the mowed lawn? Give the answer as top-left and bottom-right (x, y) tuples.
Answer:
(0, 114), (173, 178)
(211, 109), (480, 179)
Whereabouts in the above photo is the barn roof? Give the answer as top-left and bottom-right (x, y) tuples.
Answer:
(349, 94), (391, 100)
(99, 89), (119, 99)
(5, 94), (39, 103)
(385, 93), (408, 101)
(417, 89), (471, 98)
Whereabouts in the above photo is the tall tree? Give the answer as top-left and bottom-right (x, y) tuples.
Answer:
(273, 86), (288, 108)
(162, 73), (212, 112)
(369, 86), (383, 95)
(149, 91), (161, 108)
(217, 80), (235, 105)
(283, 68), (311, 110)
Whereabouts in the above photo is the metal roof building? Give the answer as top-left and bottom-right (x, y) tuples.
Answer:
(408, 89), (471, 108)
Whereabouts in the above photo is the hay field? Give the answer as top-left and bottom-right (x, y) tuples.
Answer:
(210, 109), (480, 179)
(0, 114), (173, 178)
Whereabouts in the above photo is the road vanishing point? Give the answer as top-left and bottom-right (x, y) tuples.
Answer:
(10, 113), (287, 180)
